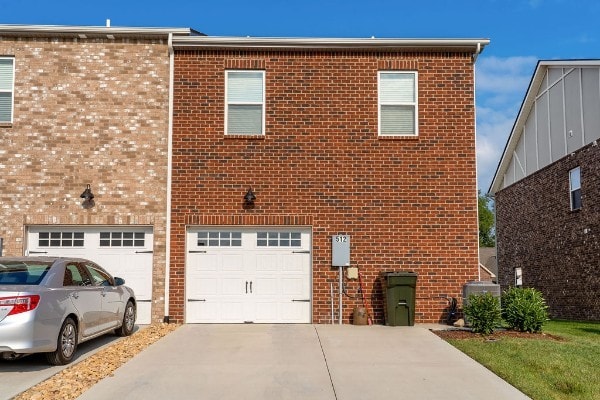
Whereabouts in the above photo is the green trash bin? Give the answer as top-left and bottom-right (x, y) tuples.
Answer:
(382, 272), (418, 326)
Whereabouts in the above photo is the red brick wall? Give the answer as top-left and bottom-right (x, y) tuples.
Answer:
(170, 49), (480, 323)
(496, 142), (600, 321)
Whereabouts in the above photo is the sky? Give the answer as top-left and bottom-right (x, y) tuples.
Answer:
(2, 0), (599, 191)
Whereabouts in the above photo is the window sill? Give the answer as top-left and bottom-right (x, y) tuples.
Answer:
(378, 135), (419, 140)
(224, 134), (266, 140)
(0, 122), (13, 128)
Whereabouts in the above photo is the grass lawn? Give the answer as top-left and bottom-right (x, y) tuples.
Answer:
(445, 320), (600, 400)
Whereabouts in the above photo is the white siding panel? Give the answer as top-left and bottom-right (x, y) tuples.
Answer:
(514, 136), (526, 181)
(549, 83), (565, 161)
(536, 93), (552, 168)
(548, 67), (563, 86)
(582, 68), (600, 142)
(565, 69), (583, 153)
(505, 157), (516, 187)
(524, 118), (538, 174)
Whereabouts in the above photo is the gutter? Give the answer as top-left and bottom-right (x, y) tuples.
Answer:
(173, 36), (490, 52)
(164, 32), (174, 322)
(0, 24), (191, 38)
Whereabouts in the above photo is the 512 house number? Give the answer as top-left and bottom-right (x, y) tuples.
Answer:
(334, 236), (348, 243)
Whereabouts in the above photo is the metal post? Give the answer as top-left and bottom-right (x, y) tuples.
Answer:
(339, 266), (343, 324)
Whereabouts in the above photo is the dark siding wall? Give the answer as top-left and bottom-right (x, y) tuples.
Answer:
(496, 142), (600, 321)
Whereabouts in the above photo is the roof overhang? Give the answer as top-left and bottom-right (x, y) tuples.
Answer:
(0, 24), (195, 39)
(488, 59), (600, 194)
(173, 36), (490, 54)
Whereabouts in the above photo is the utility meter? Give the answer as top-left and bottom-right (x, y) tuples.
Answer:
(331, 235), (350, 267)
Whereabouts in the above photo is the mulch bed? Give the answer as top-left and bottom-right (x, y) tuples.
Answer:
(433, 328), (565, 342)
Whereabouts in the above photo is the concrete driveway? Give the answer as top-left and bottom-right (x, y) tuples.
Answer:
(77, 324), (529, 400)
(0, 326), (142, 400)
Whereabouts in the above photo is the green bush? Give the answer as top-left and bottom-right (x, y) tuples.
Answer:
(464, 293), (502, 334)
(501, 287), (549, 333)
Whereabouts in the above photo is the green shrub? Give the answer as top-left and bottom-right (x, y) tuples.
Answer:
(464, 293), (502, 334)
(501, 287), (549, 333)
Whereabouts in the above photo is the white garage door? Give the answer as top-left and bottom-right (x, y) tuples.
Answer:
(26, 226), (154, 324)
(186, 227), (311, 323)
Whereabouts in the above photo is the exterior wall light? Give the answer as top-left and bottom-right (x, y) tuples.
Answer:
(80, 184), (95, 208)
(244, 187), (256, 206)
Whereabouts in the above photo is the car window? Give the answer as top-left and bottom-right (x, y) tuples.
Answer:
(85, 263), (114, 287)
(0, 261), (52, 285)
(63, 263), (90, 287)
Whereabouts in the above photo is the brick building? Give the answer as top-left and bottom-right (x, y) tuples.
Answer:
(490, 60), (600, 321)
(0, 24), (191, 323)
(168, 36), (489, 324)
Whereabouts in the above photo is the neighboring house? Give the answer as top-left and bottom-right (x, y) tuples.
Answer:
(479, 247), (497, 283)
(490, 60), (600, 321)
(0, 24), (192, 323)
(168, 36), (489, 323)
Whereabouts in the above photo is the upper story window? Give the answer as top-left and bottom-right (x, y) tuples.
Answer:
(0, 57), (15, 124)
(569, 167), (581, 211)
(225, 70), (265, 135)
(378, 71), (418, 136)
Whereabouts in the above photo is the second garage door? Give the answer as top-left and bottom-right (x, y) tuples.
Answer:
(185, 227), (311, 323)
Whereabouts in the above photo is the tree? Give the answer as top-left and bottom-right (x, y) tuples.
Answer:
(478, 190), (495, 247)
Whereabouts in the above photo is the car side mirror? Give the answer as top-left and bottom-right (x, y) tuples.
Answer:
(114, 277), (126, 286)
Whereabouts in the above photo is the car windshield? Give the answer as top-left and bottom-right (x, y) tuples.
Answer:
(0, 261), (52, 285)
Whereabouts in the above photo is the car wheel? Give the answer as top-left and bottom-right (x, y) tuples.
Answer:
(115, 300), (136, 337)
(46, 317), (77, 365)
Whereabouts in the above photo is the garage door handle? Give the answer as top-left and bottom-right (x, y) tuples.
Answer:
(292, 299), (310, 302)
(29, 251), (48, 254)
(187, 299), (206, 302)
(292, 250), (310, 254)
(135, 250), (153, 254)
(137, 299), (152, 303)
(189, 250), (207, 253)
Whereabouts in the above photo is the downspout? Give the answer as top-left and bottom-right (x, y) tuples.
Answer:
(164, 32), (174, 322)
(473, 42), (482, 281)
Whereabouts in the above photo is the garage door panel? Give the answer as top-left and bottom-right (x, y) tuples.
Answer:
(222, 254), (245, 272)
(255, 254), (278, 272)
(26, 226), (154, 324)
(186, 227), (311, 323)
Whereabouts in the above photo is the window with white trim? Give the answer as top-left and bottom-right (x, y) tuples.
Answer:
(257, 232), (301, 247)
(0, 57), (15, 123)
(38, 232), (84, 247)
(569, 167), (581, 210)
(225, 70), (265, 135)
(378, 71), (418, 136)
(100, 232), (145, 247)
(197, 231), (242, 247)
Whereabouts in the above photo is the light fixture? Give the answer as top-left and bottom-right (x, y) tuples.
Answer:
(80, 184), (95, 208)
(244, 187), (256, 205)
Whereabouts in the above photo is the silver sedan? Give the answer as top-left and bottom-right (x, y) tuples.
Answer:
(0, 257), (136, 365)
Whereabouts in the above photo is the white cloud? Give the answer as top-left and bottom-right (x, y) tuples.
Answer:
(475, 56), (539, 191)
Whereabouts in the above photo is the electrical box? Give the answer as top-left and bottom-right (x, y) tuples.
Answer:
(331, 235), (350, 267)
(346, 267), (358, 280)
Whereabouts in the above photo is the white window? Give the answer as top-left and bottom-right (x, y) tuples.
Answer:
(514, 267), (522, 287)
(569, 167), (581, 210)
(378, 71), (418, 136)
(257, 232), (301, 247)
(197, 231), (242, 247)
(0, 57), (15, 123)
(38, 232), (84, 247)
(225, 70), (265, 135)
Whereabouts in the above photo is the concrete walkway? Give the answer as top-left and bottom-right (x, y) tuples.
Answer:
(77, 324), (530, 400)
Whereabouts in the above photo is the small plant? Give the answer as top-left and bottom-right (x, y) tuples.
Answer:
(501, 287), (549, 333)
(464, 293), (502, 334)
